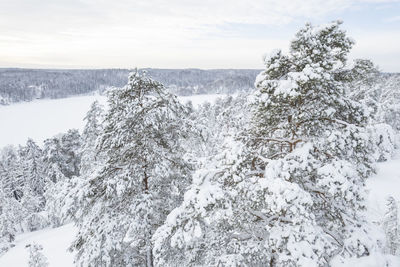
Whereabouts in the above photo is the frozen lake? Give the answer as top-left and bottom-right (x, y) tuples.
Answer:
(0, 94), (225, 147)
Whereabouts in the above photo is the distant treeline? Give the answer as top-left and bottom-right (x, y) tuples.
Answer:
(0, 68), (261, 105)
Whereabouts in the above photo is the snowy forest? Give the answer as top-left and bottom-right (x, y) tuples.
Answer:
(0, 68), (259, 105)
(1, 21), (400, 266)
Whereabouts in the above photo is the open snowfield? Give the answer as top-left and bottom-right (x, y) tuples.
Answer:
(1, 154), (399, 266)
(0, 94), (225, 148)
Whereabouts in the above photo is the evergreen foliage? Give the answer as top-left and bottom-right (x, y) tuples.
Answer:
(154, 21), (380, 266)
(71, 71), (192, 266)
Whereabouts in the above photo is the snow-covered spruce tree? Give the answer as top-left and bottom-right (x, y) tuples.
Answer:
(71, 71), (191, 266)
(80, 100), (105, 175)
(0, 146), (24, 201)
(383, 196), (400, 256)
(42, 137), (66, 184)
(43, 130), (83, 227)
(154, 21), (377, 266)
(375, 74), (400, 132)
(27, 243), (49, 267)
(42, 129), (82, 183)
(0, 179), (26, 255)
(51, 101), (106, 224)
(153, 95), (252, 266)
(60, 129), (82, 178)
(189, 94), (251, 160)
(342, 60), (397, 162)
(18, 139), (46, 202)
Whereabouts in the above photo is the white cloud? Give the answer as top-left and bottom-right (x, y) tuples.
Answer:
(350, 30), (400, 72)
(383, 15), (400, 22)
(0, 0), (399, 70)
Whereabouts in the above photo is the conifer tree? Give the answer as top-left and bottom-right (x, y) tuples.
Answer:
(80, 100), (105, 175)
(0, 182), (25, 255)
(154, 21), (377, 266)
(71, 71), (191, 266)
(19, 139), (46, 200)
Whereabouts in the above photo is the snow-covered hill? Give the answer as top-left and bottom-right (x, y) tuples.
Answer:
(0, 94), (224, 148)
(1, 154), (400, 267)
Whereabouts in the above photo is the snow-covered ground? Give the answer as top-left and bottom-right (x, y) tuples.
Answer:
(367, 150), (400, 222)
(1, 153), (400, 266)
(0, 94), (225, 148)
(0, 224), (76, 267)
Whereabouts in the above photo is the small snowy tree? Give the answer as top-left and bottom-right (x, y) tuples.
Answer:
(27, 243), (49, 267)
(71, 71), (192, 266)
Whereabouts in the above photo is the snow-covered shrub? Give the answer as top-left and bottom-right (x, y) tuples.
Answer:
(27, 243), (49, 267)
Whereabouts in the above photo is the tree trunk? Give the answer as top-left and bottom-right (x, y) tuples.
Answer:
(146, 245), (154, 267)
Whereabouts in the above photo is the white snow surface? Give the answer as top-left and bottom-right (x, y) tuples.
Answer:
(0, 94), (224, 148)
(332, 150), (400, 267)
(1, 152), (400, 266)
(367, 150), (400, 223)
(0, 223), (76, 267)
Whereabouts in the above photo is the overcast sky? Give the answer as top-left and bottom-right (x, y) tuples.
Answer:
(0, 0), (399, 71)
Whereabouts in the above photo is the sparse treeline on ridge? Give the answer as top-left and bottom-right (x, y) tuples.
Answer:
(1, 21), (400, 266)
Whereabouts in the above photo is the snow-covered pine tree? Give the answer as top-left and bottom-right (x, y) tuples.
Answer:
(383, 196), (400, 256)
(27, 243), (49, 267)
(154, 21), (377, 266)
(71, 71), (192, 266)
